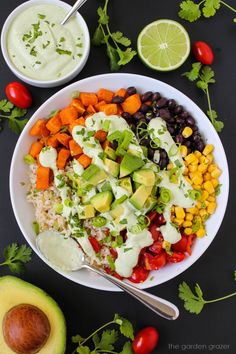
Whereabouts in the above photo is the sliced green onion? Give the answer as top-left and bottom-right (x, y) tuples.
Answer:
(32, 221), (39, 235)
(24, 154), (35, 165)
(169, 143), (180, 157)
(92, 216), (107, 228)
(160, 188), (172, 204)
(169, 167), (180, 183)
(111, 234), (124, 248)
(53, 203), (63, 214)
(188, 189), (202, 201)
(107, 130), (122, 142)
(107, 255), (115, 271)
(130, 224), (142, 234)
(137, 215), (151, 228)
(119, 130), (133, 150)
(64, 199), (74, 207)
(150, 137), (160, 149)
(156, 202), (166, 214)
(102, 120), (111, 132)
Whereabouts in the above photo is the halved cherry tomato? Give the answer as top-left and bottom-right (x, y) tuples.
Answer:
(192, 41), (214, 65)
(110, 248), (118, 259)
(88, 236), (101, 253)
(156, 214), (165, 225)
(167, 251), (185, 263)
(148, 240), (163, 255)
(143, 252), (166, 271)
(128, 266), (150, 283)
(172, 235), (188, 253)
(186, 234), (196, 255)
(133, 327), (159, 354)
(148, 210), (158, 222)
(149, 223), (161, 241)
(6, 82), (32, 109)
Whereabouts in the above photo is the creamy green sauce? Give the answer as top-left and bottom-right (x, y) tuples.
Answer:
(7, 4), (84, 81)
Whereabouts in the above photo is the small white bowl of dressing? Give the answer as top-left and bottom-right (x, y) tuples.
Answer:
(1, 0), (90, 88)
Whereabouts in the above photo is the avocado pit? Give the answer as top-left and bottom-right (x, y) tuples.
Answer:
(3, 303), (51, 354)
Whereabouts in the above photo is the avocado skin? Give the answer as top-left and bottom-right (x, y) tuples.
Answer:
(0, 276), (66, 354)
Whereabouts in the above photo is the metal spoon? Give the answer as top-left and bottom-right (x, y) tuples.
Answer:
(61, 0), (88, 26)
(37, 231), (179, 320)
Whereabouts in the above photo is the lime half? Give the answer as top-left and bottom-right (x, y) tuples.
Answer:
(137, 19), (190, 71)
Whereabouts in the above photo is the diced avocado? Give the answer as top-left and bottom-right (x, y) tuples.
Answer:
(104, 146), (116, 160)
(78, 205), (95, 219)
(126, 148), (142, 157)
(82, 164), (107, 186)
(134, 181), (141, 191)
(120, 153), (145, 178)
(91, 191), (113, 213)
(143, 196), (157, 213)
(129, 185), (152, 210)
(119, 177), (133, 196)
(111, 195), (128, 209)
(104, 158), (120, 177)
(133, 169), (156, 187)
(101, 181), (112, 192)
(110, 204), (124, 219)
(141, 146), (148, 157)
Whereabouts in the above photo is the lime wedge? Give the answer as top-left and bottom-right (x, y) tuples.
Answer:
(137, 19), (190, 71)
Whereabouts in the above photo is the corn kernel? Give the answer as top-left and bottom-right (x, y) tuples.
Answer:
(191, 158), (199, 166)
(174, 218), (184, 226)
(167, 163), (174, 170)
(162, 241), (171, 250)
(204, 181), (215, 194)
(208, 164), (218, 173)
(208, 196), (216, 202)
(204, 172), (211, 181)
(180, 145), (188, 158)
(194, 151), (202, 158)
(183, 221), (192, 227)
(191, 175), (203, 186)
(207, 202), (217, 214)
(203, 144), (214, 156)
(183, 167), (189, 176)
(211, 168), (222, 178)
(200, 156), (206, 164)
(192, 184), (201, 190)
(185, 153), (196, 165)
(189, 164), (198, 172)
(175, 206), (185, 219)
(205, 154), (214, 164)
(211, 178), (219, 188)
(198, 163), (208, 173)
(201, 190), (209, 201)
(184, 227), (193, 235)
(182, 127), (193, 138)
(196, 228), (206, 238)
(199, 209), (209, 218)
(185, 177), (192, 185)
(186, 213), (193, 221)
(186, 207), (198, 214)
(196, 201), (202, 209)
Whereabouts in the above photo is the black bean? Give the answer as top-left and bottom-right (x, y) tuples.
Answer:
(138, 117), (147, 126)
(129, 123), (136, 133)
(159, 158), (168, 170)
(126, 86), (137, 96)
(160, 149), (168, 159)
(122, 112), (132, 120)
(112, 95), (125, 104)
(159, 108), (171, 119)
(174, 105), (183, 115)
(152, 92), (161, 102)
(176, 116), (185, 124)
(193, 134), (201, 142)
(148, 148), (155, 159)
(110, 141), (118, 150)
(186, 115), (195, 126)
(168, 117), (175, 124)
(140, 104), (149, 114)
(140, 138), (150, 146)
(193, 125), (199, 132)
(141, 91), (153, 102)
(133, 112), (145, 121)
(184, 141), (191, 148)
(175, 134), (184, 144)
(167, 99), (176, 110)
(180, 111), (189, 120)
(197, 140), (205, 152)
(157, 97), (168, 108)
(167, 126), (175, 135)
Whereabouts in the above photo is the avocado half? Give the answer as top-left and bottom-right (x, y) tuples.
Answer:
(0, 276), (66, 354)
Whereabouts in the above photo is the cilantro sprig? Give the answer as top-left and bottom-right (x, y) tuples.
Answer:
(179, 0), (236, 23)
(71, 314), (134, 354)
(178, 270), (236, 314)
(183, 63), (224, 132)
(92, 0), (136, 71)
(0, 243), (32, 274)
(0, 100), (28, 134)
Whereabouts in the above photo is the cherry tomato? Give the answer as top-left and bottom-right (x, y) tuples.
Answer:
(186, 234), (196, 255)
(148, 210), (158, 222)
(133, 327), (159, 354)
(143, 252), (166, 271)
(88, 236), (101, 253)
(149, 223), (162, 241)
(6, 82), (32, 109)
(148, 240), (163, 255)
(128, 266), (150, 283)
(172, 235), (188, 253)
(167, 251), (185, 263)
(110, 248), (118, 259)
(192, 41), (214, 65)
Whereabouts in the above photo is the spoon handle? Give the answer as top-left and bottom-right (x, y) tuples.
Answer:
(83, 264), (179, 320)
(61, 0), (88, 25)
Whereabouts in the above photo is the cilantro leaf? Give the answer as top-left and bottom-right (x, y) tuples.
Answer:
(112, 31), (131, 47)
(0, 100), (14, 113)
(183, 62), (202, 81)
(120, 341), (133, 354)
(97, 7), (109, 25)
(1, 243), (32, 274)
(98, 329), (118, 350)
(77, 346), (91, 354)
(207, 110), (224, 132)
(203, 0), (221, 17)
(114, 314), (134, 340)
(72, 334), (85, 344)
(179, 0), (201, 22)
(8, 118), (28, 134)
(178, 282), (205, 314)
(117, 48), (137, 66)
(92, 333), (100, 348)
(92, 26), (104, 46)
(200, 66), (216, 84)
(106, 44), (120, 71)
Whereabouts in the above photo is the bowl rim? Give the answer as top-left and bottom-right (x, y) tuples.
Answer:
(0, 0), (90, 87)
(10, 73), (230, 292)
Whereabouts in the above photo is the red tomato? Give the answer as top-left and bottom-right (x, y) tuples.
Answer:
(167, 252), (185, 263)
(149, 223), (161, 241)
(128, 266), (150, 283)
(6, 82), (32, 109)
(156, 214), (165, 225)
(148, 240), (163, 255)
(143, 252), (166, 271)
(110, 248), (118, 259)
(192, 41), (214, 65)
(88, 236), (101, 253)
(148, 210), (158, 222)
(186, 234), (196, 255)
(105, 267), (123, 280)
(172, 235), (188, 253)
(133, 327), (159, 354)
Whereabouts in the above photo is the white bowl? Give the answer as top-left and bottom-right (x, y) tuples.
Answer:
(1, 0), (90, 88)
(10, 73), (229, 291)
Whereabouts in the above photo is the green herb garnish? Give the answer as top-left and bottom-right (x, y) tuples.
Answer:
(0, 243), (32, 274)
(0, 100), (28, 134)
(56, 48), (72, 56)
